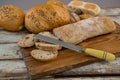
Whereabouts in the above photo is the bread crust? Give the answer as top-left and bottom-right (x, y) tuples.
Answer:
(0, 5), (24, 31)
(31, 49), (58, 61)
(25, 1), (70, 33)
(53, 16), (116, 44)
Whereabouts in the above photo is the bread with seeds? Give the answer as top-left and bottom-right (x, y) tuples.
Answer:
(25, 1), (70, 33)
(35, 42), (62, 51)
(31, 49), (58, 61)
(18, 34), (35, 47)
(0, 5), (24, 31)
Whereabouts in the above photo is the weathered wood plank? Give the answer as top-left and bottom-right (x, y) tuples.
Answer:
(56, 58), (120, 76)
(38, 77), (120, 80)
(0, 29), (27, 43)
(101, 8), (120, 15)
(0, 60), (27, 77)
(0, 44), (22, 59)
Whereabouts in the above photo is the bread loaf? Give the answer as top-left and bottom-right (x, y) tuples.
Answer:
(31, 49), (58, 61)
(25, 1), (70, 33)
(68, 1), (101, 15)
(0, 5), (24, 31)
(53, 16), (116, 44)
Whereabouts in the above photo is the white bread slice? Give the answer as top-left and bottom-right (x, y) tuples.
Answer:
(68, 1), (101, 15)
(18, 34), (35, 47)
(35, 42), (62, 51)
(31, 49), (58, 61)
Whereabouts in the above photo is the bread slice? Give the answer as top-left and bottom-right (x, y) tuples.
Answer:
(68, 1), (101, 15)
(18, 34), (35, 47)
(31, 49), (58, 61)
(35, 42), (62, 51)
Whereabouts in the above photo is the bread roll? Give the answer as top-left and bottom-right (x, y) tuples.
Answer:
(25, 1), (70, 33)
(31, 49), (58, 61)
(53, 16), (116, 44)
(0, 5), (24, 31)
(68, 1), (101, 15)
(70, 13), (80, 23)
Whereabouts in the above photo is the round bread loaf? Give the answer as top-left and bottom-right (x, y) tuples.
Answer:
(25, 1), (71, 33)
(0, 5), (24, 31)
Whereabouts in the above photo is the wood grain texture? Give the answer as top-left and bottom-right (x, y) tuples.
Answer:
(0, 44), (22, 59)
(0, 29), (27, 43)
(22, 24), (120, 79)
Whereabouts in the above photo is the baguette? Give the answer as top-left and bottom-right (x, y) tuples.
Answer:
(35, 42), (62, 51)
(31, 49), (58, 61)
(53, 16), (116, 44)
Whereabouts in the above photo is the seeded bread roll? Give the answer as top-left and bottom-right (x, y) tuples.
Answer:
(0, 5), (24, 31)
(31, 49), (58, 61)
(53, 16), (116, 44)
(25, 1), (70, 33)
(18, 34), (35, 47)
(35, 42), (62, 51)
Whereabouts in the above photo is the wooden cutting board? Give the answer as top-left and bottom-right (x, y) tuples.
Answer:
(22, 24), (120, 79)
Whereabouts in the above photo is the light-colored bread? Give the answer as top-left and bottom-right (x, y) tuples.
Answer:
(79, 14), (94, 20)
(18, 34), (35, 47)
(31, 49), (58, 61)
(53, 16), (116, 44)
(68, 1), (101, 15)
(25, 1), (70, 33)
(35, 42), (62, 51)
(70, 13), (80, 23)
(39, 31), (59, 40)
(0, 5), (24, 31)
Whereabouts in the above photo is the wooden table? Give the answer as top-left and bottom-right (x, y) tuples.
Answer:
(0, 8), (120, 80)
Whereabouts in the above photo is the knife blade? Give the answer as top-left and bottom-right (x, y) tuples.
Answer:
(35, 34), (116, 61)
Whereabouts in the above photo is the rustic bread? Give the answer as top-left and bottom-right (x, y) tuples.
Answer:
(18, 34), (35, 47)
(68, 1), (101, 15)
(79, 14), (94, 20)
(0, 5), (24, 31)
(70, 13), (80, 23)
(39, 31), (59, 40)
(35, 42), (62, 51)
(25, 1), (70, 33)
(31, 49), (58, 61)
(53, 16), (116, 44)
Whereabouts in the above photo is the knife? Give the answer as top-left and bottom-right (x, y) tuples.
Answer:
(35, 34), (116, 61)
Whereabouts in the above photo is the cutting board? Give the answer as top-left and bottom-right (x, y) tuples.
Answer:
(22, 24), (120, 79)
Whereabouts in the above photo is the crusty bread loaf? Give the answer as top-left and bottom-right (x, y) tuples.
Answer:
(25, 1), (70, 33)
(68, 1), (101, 15)
(35, 42), (62, 51)
(0, 5), (24, 31)
(53, 16), (116, 44)
(31, 49), (58, 61)
(18, 34), (35, 47)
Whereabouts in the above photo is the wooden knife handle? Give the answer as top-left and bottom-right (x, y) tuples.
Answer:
(84, 48), (116, 61)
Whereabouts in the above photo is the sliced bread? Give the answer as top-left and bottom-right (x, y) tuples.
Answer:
(18, 34), (35, 47)
(31, 49), (58, 61)
(35, 42), (62, 51)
